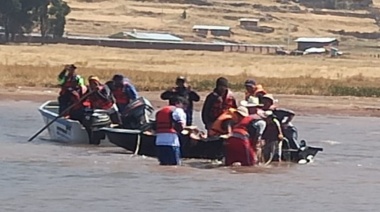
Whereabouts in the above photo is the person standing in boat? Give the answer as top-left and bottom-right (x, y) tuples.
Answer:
(244, 79), (267, 104)
(64, 85), (90, 123)
(224, 108), (269, 166)
(57, 64), (85, 114)
(201, 77), (237, 131)
(160, 76), (200, 126)
(86, 76), (122, 125)
(155, 96), (188, 166)
(107, 74), (139, 113)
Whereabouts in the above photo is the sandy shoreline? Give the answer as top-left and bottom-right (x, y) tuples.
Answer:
(1, 86), (380, 118)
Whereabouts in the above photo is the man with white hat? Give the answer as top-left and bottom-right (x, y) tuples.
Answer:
(224, 105), (268, 166)
(262, 94), (278, 111)
(240, 96), (264, 115)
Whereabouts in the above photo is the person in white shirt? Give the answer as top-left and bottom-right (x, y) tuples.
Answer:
(155, 96), (188, 165)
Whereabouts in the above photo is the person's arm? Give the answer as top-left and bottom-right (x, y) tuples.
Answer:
(77, 75), (85, 86)
(201, 94), (214, 128)
(172, 108), (187, 132)
(160, 89), (175, 100)
(57, 69), (67, 85)
(272, 118), (284, 141)
(189, 90), (200, 102)
(125, 84), (138, 100)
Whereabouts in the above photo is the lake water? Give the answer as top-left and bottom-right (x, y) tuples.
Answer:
(0, 100), (379, 212)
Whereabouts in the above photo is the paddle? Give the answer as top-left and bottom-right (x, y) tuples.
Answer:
(28, 89), (97, 142)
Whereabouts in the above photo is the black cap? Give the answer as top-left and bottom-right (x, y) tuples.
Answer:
(176, 76), (186, 82)
(68, 64), (77, 70)
(216, 77), (228, 87)
(244, 79), (256, 86)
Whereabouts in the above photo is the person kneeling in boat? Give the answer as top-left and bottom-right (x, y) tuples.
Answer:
(86, 76), (122, 125)
(108, 74), (139, 113)
(244, 79), (267, 103)
(207, 108), (243, 137)
(155, 96), (188, 166)
(224, 106), (268, 166)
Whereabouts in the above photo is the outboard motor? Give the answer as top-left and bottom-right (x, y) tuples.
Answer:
(82, 108), (112, 145)
(121, 97), (155, 130)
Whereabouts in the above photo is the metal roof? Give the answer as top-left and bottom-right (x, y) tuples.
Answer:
(124, 32), (183, 41)
(239, 18), (260, 22)
(192, 25), (231, 31)
(294, 37), (337, 43)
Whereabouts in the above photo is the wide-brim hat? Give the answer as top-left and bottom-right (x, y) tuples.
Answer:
(236, 106), (249, 117)
(240, 96), (264, 107)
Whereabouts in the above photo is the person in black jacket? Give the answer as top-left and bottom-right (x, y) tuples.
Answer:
(160, 76), (200, 126)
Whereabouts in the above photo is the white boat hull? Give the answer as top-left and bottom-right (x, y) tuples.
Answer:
(38, 100), (113, 146)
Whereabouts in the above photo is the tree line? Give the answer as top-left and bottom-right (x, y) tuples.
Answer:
(0, 0), (71, 42)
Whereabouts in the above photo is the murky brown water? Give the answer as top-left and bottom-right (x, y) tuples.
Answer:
(1, 100), (379, 212)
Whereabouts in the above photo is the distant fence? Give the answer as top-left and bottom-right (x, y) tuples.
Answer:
(2, 33), (282, 53)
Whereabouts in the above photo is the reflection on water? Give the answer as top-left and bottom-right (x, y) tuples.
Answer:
(0, 100), (379, 211)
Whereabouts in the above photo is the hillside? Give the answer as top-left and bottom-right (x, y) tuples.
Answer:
(63, 0), (380, 49)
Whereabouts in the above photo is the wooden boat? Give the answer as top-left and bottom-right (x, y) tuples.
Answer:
(38, 100), (114, 145)
(101, 127), (323, 163)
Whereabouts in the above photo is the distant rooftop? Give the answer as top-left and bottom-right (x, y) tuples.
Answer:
(239, 18), (260, 22)
(294, 37), (337, 43)
(109, 31), (183, 42)
(192, 25), (231, 31)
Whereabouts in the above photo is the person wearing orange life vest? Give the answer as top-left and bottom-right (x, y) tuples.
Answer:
(57, 64), (85, 114)
(107, 74), (139, 113)
(201, 77), (237, 130)
(155, 96), (188, 166)
(224, 106), (269, 166)
(208, 108), (242, 137)
(244, 79), (267, 104)
(86, 76), (122, 125)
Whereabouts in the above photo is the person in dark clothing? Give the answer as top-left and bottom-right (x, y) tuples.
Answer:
(201, 77), (237, 130)
(160, 76), (200, 126)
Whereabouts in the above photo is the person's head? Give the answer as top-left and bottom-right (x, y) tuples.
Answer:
(244, 79), (256, 93)
(240, 96), (263, 114)
(66, 64), (77, 75)
(262, 94), (275, 110)
(112, 74), (124, 87)
(88, 75), (101, 90)
(172, 96), (188, 109)
(176, 76), (187, 88)
(215, 77), (228, 94)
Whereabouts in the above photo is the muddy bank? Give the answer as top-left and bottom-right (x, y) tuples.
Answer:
(1, 87), (380, 117)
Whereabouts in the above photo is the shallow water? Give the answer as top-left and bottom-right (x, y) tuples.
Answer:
(1, 100), (379, 212)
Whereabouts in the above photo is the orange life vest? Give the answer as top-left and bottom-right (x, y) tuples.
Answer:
(211, 89), (236, 121)
(208, 109), (238, 136)
(88, 85), (114, 110)
(245, 84), (267, 100)
(112, 83), (130, 105)
(155, 106), (177, 133)
(231, 114), (261, 140)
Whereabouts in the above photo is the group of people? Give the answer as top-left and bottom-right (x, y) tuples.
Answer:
(57, 64), (138, 126)
(57, 64), (299, 167)
(154, 76), (298, 167)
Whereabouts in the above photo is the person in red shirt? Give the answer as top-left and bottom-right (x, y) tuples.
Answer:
(201, 77), (237, 130)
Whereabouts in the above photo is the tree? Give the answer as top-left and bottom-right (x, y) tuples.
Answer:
(0, 0), (22, 42)
(48, 0), (71, 38)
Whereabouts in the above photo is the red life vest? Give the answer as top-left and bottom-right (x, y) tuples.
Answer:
(155, 106), (176, 133)
(211, 89), (236, 121)
(112, 83), (130, 105)
(231, 114), (261, 140)
(88, 85), (114, 110)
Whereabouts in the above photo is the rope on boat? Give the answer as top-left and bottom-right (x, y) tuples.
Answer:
(134, 133), (141, 156)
